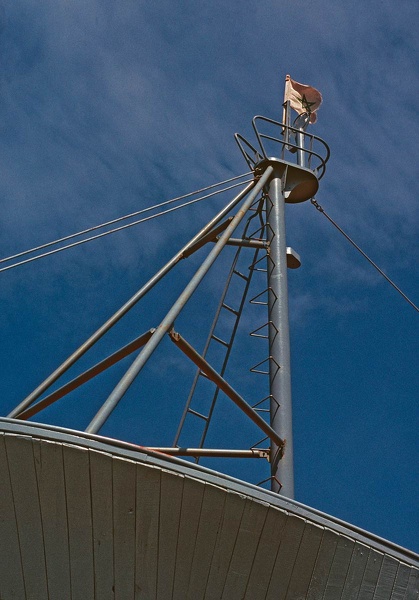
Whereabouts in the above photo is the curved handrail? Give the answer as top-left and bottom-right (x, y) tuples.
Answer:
(234, 133), (264, 170)
(251, 115), (330, 179)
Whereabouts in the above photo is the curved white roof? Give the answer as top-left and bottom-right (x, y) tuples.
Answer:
(1, 418), (418, 599)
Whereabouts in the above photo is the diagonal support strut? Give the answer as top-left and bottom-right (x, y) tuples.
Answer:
(168, 329), (285, 455)
(85, 166), (274, 434)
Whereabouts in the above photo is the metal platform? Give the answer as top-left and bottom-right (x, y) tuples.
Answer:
(1, 418), (417, 600)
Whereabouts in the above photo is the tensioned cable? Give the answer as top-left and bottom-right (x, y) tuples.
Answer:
(0, 176), (253, 274)
(1, 179), (253, 273)
(1, 171), (252, 266)
(311, 198), (419, 312)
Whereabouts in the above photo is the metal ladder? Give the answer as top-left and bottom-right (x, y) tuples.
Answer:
(173, 196), (269, 457)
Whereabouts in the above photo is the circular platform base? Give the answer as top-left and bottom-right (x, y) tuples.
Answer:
(256, 157), (319, 203)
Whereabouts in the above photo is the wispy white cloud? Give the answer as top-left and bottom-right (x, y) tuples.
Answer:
(0, 0), (417, 550)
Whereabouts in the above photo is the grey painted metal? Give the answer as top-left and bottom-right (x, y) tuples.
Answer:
(8, 180), (256, 419)
(286, 246), (301, 269)
(2, 421), (417, 599)
(222, 237), (268, 248)
(223, 242), (301, 266)
(182, 216), (233, 257)
(238, 112), (322, 497)
(235, 121), (329, 200)
(264, 164), (295, 497)
(255, 155), (319, 203)
(2, 110), (416, 599)
(252, 115), (330, 180)
(234, 132), (264, 170)
(145, 447), (270, 458)
(296, 129), (306, 167)
(17, 329), (155, 420)
(86, 167), (273, 434)
(169, 329), (285, 451)
(175, 194), (269, 453)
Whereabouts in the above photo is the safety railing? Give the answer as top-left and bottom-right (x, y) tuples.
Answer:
(235, 115), (330, 179)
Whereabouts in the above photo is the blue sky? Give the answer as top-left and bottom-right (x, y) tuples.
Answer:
(0, 1), (418, 552)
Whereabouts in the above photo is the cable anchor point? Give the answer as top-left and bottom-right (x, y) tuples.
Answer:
(310, 197), (324, 212)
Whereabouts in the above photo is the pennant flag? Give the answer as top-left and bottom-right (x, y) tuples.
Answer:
(284, 75), (322, 124)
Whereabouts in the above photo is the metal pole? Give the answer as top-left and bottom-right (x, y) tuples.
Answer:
(8, 180), (256, 419)
(86, 167), (273, 434)
(266, 166), (294, 498)
(16, 330), (156, 420)
(145, 448), (269, 459)
(296, 129), (305, 167)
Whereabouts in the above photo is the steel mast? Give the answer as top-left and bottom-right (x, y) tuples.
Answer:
(266, 166), (294, 496)
(9, 105), (330, 501)
(237, 106), (329, 497)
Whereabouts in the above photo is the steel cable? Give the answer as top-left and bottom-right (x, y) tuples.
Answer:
(0, 175), (253, 274)
(311, 198), (418, 312)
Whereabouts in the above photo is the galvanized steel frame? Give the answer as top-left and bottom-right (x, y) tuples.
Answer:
(85, 167), (273, 434)
(7, 115), (331, 500)
(8, 179), (258, 420)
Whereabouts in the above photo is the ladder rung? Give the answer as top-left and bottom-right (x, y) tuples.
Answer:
(188, 409), (209, 421)
(222, 303), (239, 316)
(233, 269), (248, 281)
(252, 395), (273, 409)
(249, 299), (268, 306)
(250, 332), (268, 339)
(211, 335), (229, 348)
(250, 357), (272, 375)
